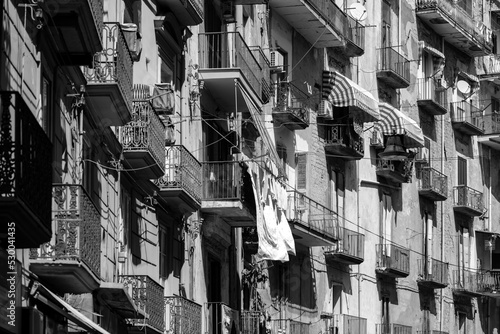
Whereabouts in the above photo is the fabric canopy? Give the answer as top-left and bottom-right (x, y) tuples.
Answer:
(321, 71), (380, 122)
(375, 102), (425, 148)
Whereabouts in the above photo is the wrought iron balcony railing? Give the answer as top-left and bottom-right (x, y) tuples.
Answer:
(453, 185), (484, 215)
(119, 275), (165, 333)
(202, 162), (242, 201)
(305, 0), (347, 37)
(325, 227), (365, 264)
(273, 81), (310, 130)
(376, 324), (412, 334)
(477, 271), (500, 295)
(30, 184), (101, 277)
(345, 14), (365, 56)
(83, 22), (133, 114)
(165, 296), (202, 334)
(377, 47), (411, 88)
(287, 189), (340, 241)
(417, 166), (448, 201)
(417, 78), (448, 114)
(451, 269), (482, 295)
(376, 159), (414, 183)
(415, 0), (493, 53)
(417, 258), (449, 288)
(241, 311), (260, 334)
(0, 91), (52, 247)
(204, 302), (239, 334)
(332, 314), (367, 334)
(156, 145), (202, 206)
(449, 101), (485, 134)
(416, 331), (449, 334)
(117, 86), (165, 177)
(199, 32), (268, 103)
(324, 123), (364, 159)
(376, 243), (410, 277)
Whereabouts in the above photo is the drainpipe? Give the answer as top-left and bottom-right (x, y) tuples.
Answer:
(439, 33), (445, 333)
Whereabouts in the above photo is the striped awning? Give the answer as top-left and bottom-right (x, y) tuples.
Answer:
(321, 71), (380, 122)
(375, 103), (424, 148)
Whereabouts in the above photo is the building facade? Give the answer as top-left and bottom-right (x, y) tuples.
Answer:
(1, 1), (500, 334)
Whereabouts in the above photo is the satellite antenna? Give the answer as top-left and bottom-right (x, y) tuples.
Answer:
(456, 80), (471, 95)
(348, 3), (367, 22)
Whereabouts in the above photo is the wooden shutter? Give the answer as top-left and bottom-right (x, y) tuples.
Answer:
(296, 153), (308, 191)
(458, 157), (467, 186)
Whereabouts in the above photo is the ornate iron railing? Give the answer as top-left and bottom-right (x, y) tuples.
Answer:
(117, 85), (165, 171)
(417, 331), (449, 334)
(89, 0), (104, 43)
(417, 258), (449, 286)
(165, 296), (202, 334)
(417, 78), (447, 110)
(204, 302), (239, 334)
(332, 314), (367, 334)
(376, 159), (414, 183)
(479, 54), (500, 77)
(119, 275), (165, 332)
(324, 123), (364, 155)
(83, 22), (133, 112)
(29, 184), (101, 277)
(346, 14), (365, 51)
(287, 189), (340, 240)
(417, 166), (448, 198)
(451, 269), (481, 293)
(325, 228), (365, 260)
(415, 0), (493, 52)
(376, 244), (410, 275)
(376, 324), (412, 334)
(199, 32), (265, 102)
(0, 91), (52, 227)
(477, 271), (500, 294)
(453, 185), (484, 212)
(202, 162), (242, 200)
(449, 101), (485, 131)
(377, 47), (411, 83)
(155, 145), (202, 204)
(274, 81), (310, 124)
(305, 0), (347, 37)
(241, 311), (260, 334)
(189, 0), (204, 19)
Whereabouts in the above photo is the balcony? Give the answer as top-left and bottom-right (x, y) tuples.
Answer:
(199, 32), (270, 109)
(45, 0), (103, 65)
(416, 78), (448, 115)
(478, 54), (500, 79)
(376, 47), (411, 89)
(416, 166), (448, 201)
(272, 82), (310, 130)
(332, 315), (367, 334)
(417, 258), (449, 288)
(415, 0), (493, 57)
(241, 311), (260, 334)
(117, 87), (165, 179)
(417, 331), (449, 334)
(155, 145), (202, 214)
(477, 107), (500, 150)
(286, 190), (340, 247)
(451, 269), (483, 297)
(376, 160), (413, 184)
(344, 15), (365, 57)
(156, 0), (203, 26)
(324, 228), (365, 265)
(376, 324), (412, 334)
(204, 302), (239, 334)
(201, 162), (255, 226)
(0, 91), (52, 248)
(119, 275), (165, 334)
(477, 271), (500, 297)
(450, 101), (485, 136)
(95, 283), (145, 320)
(29, 184), (101, 294)
(453, 185), (484, 216)
(376, 243), (410, 278)
(269, 0), (346, 48)
(165, 296), (202, 334)
(324, 122), (364, 160)
(83, 22), (133, 126)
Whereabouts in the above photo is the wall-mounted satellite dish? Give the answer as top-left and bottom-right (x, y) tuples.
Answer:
(348, 3), (367, 22)
(457, 80), (471, 95)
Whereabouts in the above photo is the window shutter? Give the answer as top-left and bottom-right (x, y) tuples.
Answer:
(296, 153), (308, 191)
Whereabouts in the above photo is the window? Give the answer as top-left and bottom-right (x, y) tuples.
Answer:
(39, 76), (52, 136)
(458, 157), (467, 186)
(158, 50), (174, 87)
(159, 227), (170, 278)
(172, 224), (183, 278)
(123, 0), (141, 31)
(276, 143), (287, 178)
(330, 169), (345, 218)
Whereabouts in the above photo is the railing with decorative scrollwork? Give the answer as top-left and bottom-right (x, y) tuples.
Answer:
(29, 184), (101, 277)
(117, 86), (165, 171)
(376, 159), (414, 183)
(119, 275), (165, 332)
(0, 91), (52, 229)
(83, 22), (133, 113)
(287, 189), (340, 240)
(453, 185), (484, 212)
(165, 296), (202, 334)
(376, 243), (410, 276)
(477, 271), (500, 294)
(417, 166), (448, 198)
(89, 0), (104, 43)
(155, 145), (202, 205)
(274, 81), (310, 124)
(324, 123), (364, 155)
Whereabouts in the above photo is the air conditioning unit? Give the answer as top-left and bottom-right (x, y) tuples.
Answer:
(270, 51), (285, 73)
(222, 1), (236, 23)
(22, 308), (43, 334)
(415, 146), (430, 163)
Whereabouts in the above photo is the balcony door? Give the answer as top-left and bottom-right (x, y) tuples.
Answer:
(458, 157), (467, 186)
(458, 225), (470, 287)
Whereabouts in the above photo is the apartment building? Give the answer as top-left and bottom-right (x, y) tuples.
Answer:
(1, 1), (499, 334)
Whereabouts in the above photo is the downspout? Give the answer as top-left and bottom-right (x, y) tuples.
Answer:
(439, 35), (446, 334)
